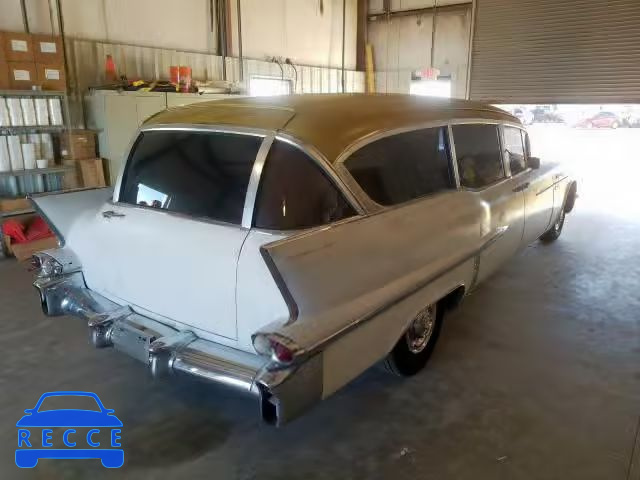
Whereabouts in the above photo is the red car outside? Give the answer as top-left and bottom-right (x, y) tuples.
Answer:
(577, 111), (621, 128)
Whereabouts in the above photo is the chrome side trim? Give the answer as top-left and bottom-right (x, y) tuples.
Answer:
(242, 134), (275, 228)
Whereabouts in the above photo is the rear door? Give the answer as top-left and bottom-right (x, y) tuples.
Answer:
(452, 124), (525, 284)
(78, 129), (264, 340)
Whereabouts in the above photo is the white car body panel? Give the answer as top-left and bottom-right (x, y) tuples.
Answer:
(68, 202), (248, 341)
(236, 229), (290, 352)
(473, 177), (525, 284)
(521, 163), (557, 246)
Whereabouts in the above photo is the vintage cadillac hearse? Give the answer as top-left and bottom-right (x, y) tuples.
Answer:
(30, 94), (577, 425)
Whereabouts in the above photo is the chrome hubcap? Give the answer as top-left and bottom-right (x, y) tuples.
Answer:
(405, 304), (436, 354)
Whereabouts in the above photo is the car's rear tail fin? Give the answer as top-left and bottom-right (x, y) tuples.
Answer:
(30, 188), (113, 245)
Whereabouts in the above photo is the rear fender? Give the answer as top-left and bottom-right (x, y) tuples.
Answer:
(30, 188), (113, 246)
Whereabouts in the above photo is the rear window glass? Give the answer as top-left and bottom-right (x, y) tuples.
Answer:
(344, 127), (454, 206)
(119, 131), (261, 224)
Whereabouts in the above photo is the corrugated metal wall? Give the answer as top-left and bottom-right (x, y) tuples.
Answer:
(368, 0), (472, 14)
(368, 7), (471, 96)
(470, 0), (640, 103)
(65, 38), (365, 126)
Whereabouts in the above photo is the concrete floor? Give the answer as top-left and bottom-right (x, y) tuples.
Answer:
(0, 206), (639, 480)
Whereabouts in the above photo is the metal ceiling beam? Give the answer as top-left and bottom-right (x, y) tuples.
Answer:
(368, 2), (471, 21)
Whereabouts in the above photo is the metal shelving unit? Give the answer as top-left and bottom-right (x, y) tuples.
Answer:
(0, 125), (66, 134)
(1, 90), (69, 258)
(0, 165), (74, 179)
(0, 90), (66, 96)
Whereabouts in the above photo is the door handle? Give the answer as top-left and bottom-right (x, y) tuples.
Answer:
(102, 210), (126, 218)
(512, 182), (530, 192)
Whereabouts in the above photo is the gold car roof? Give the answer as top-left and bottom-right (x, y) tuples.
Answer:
(145, 94), (519, 163)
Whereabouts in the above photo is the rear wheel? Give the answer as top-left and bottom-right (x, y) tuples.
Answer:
(384, 302), (443, 377)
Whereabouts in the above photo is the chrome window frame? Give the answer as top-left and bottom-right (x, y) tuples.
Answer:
(334, 117), (523, 211)
(248, 133), (366, 234)
(448, 121), (510, 192)
(111, 123), (364, 232)
(334, 120), (459, 213)
(111, 124), (269, 230)
(500, 124), (532, 179)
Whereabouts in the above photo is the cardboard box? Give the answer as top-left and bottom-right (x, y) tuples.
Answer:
(8, 61), (36, 89)
(3, 32), (34, 62)
(0, 59), (9, 89)
(60, 130), (97, 160)
(32, 34), (63, 64)
(5, 235), (58, 261)
(36, 62), (66, 91)
(0, 197), (31, 213)
(78, 158), (107, 188)
(62, 160), (81, 189)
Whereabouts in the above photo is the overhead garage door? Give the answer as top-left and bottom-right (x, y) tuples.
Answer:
(469, 0), (640, 103)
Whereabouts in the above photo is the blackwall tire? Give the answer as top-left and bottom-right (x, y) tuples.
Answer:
(540, 208), (566, 243)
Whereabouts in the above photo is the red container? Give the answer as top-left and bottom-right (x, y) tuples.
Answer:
(178, 66), (192, 92)
(169, 65), (180, 85)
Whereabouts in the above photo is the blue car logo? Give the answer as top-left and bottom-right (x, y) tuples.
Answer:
(16, 391), (123, 468)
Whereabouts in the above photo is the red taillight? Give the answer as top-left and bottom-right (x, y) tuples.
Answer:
(272, 341), (294, 364)
(252, 333), (298, 364)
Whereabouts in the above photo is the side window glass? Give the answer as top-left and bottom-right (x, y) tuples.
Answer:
(120, 131), (261, 224)
(453, 124), (505, 189)
(253, 140), (356, 230)
(503, 126), (527, 175)
(345, 127), (454, 206)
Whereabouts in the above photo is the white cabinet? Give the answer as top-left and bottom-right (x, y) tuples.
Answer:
(86, 91), (241, 186)
(86, 91), (166, 186)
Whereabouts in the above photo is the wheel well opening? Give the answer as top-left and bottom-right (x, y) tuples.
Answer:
(439, 286), (465, 312)
(565, 182), (577, 213)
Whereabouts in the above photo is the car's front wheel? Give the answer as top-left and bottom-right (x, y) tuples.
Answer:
(384, 302), (443, 376)
(541, 208), (566, 243)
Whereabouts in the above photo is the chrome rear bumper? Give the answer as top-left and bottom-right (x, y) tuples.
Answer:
(34, 272), (322, 425)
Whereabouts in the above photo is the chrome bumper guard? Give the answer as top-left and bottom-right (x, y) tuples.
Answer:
(33, 272), (322, 426)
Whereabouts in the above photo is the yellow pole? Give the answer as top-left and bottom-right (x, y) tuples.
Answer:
(365, 44), (375, 93)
